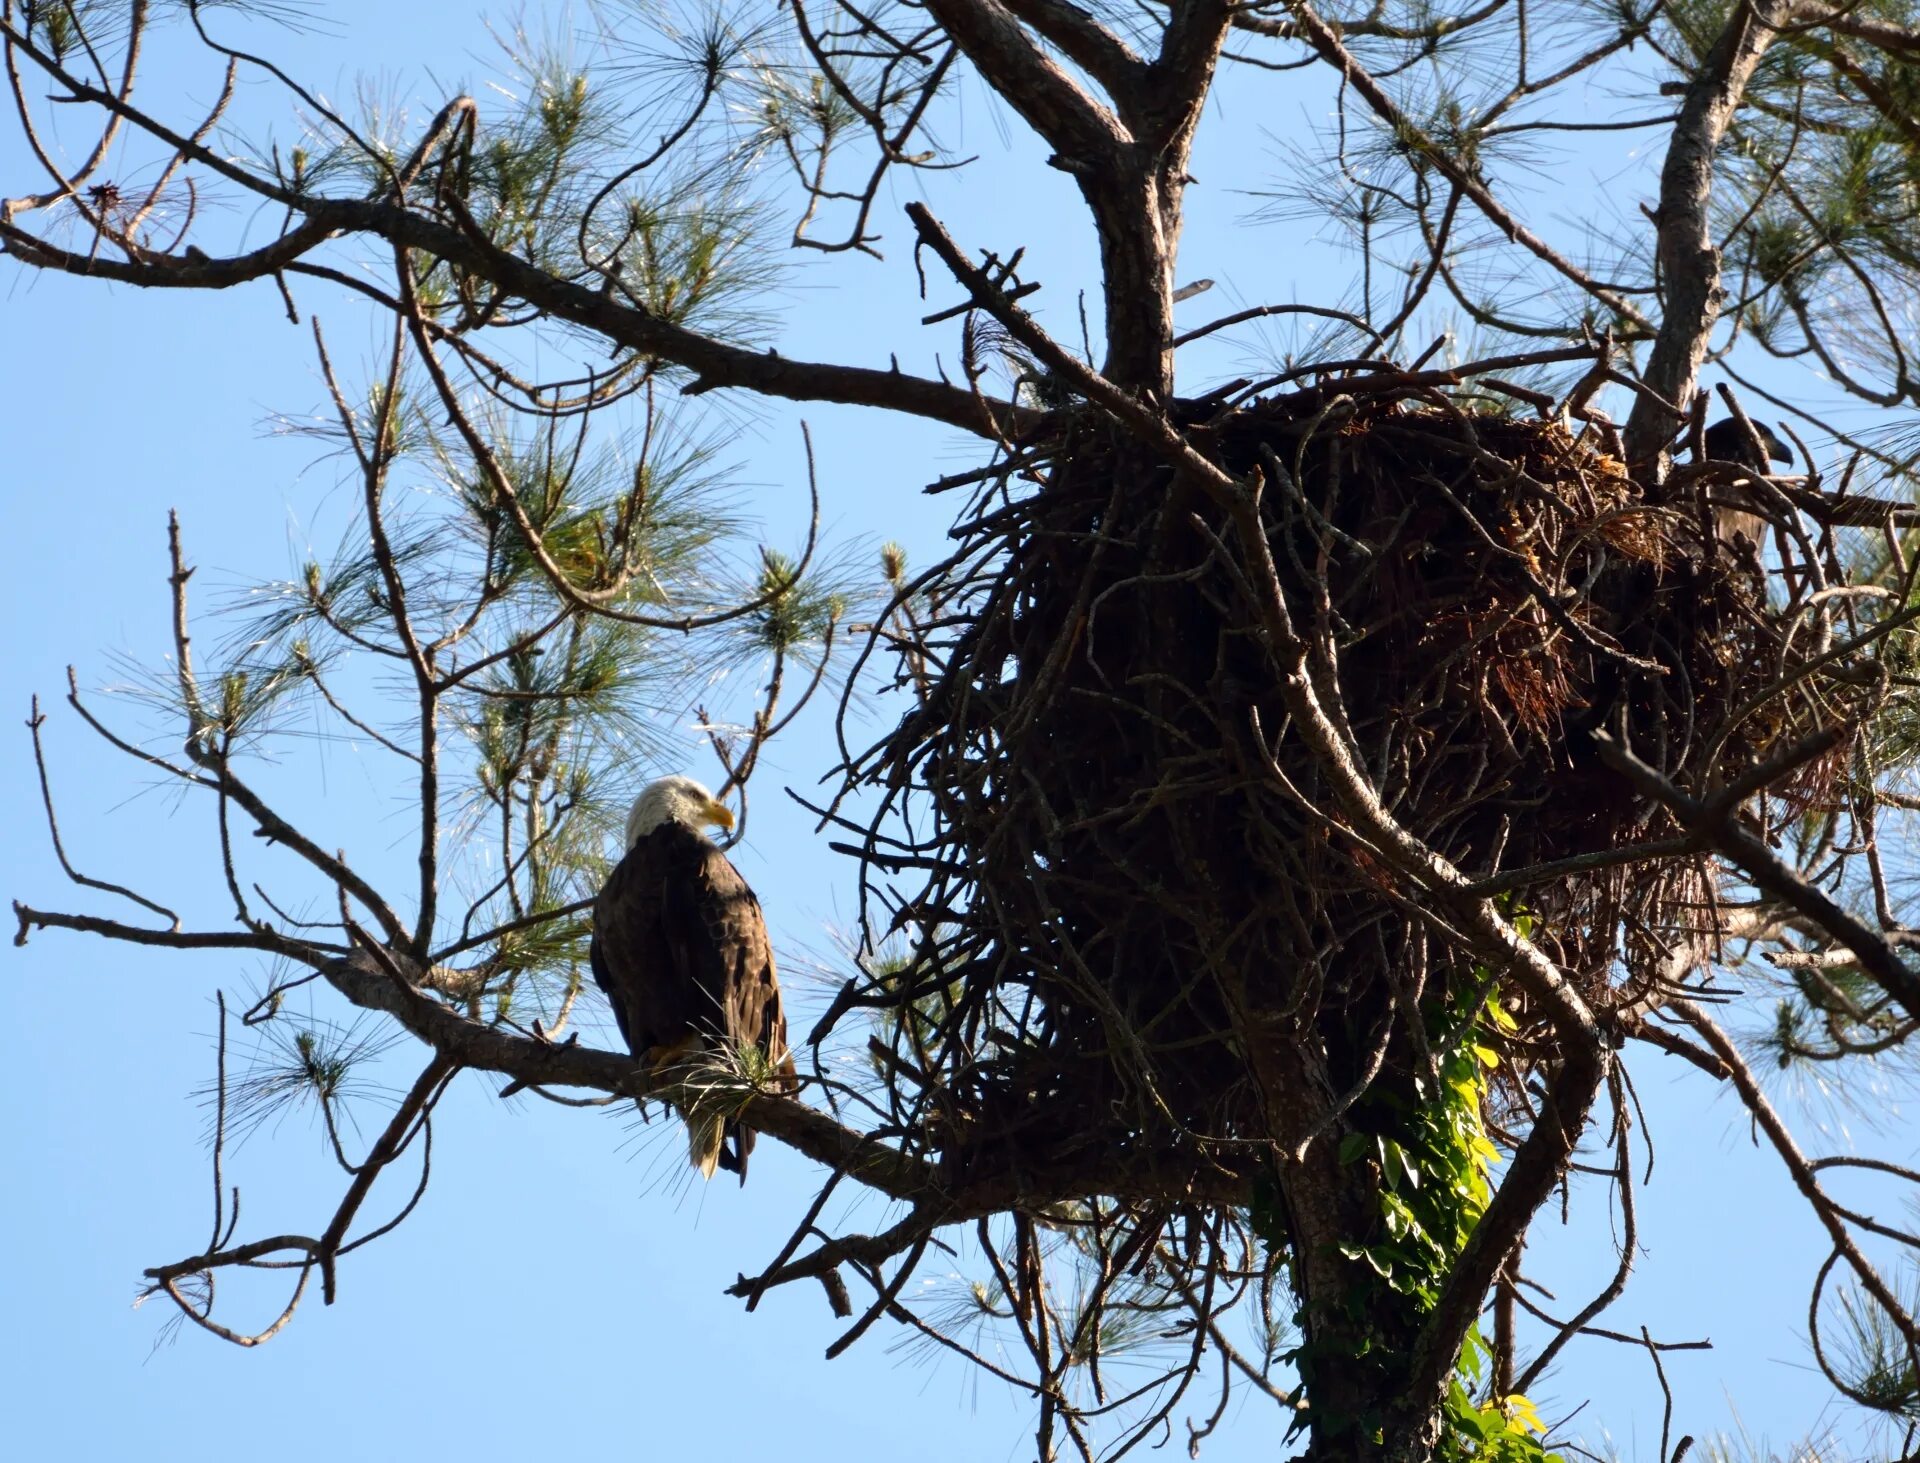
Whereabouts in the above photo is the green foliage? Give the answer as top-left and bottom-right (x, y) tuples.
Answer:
(22, 0), (84, 62)
(1278, 943), (1561, 1460)
(1332, 998), (1504, 1307)
(462, 55), (614, 261)
(605, 190), (768, 328)
(1441, 1328), (1556, 1463)
(1415, 92), (1488, 179)
(203, 1013), (403, 1147)
(489, 917), (591, 984)
(198, 362), (853, 1026)
(748, 548), (845, 656)
(1827, 1278), (1920, 1418)
(445, 427), (736, 605)
(1695, 0), (1920, 375)
(271, 21), (779, 341)
(752, 67), (860, 162)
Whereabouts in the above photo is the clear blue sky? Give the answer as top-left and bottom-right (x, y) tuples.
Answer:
(1, 5), (1908, 1460)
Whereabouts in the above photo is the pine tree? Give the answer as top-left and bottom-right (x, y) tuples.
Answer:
(10, 3), (1920, 1458)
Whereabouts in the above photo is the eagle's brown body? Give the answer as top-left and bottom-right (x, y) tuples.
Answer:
(590, 816), (793, 1182)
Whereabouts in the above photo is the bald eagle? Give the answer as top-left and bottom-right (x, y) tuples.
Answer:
(1703, 416), (1793, 473)
(1702, 417), (1793, 549)
(589, 776), (795, 1183)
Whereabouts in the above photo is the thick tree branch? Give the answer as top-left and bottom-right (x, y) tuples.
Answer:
(317, 939), (1258, 1215)
(1001, 0), (1149, 104)
(1144, 0), (1233, 152)
(1, 193), (1027, 438)
(1624, 0), (1799, 462)
(919, 0), (1131, 163)
(0, 15), (1032, 440)
(916, 0), (1199, 391)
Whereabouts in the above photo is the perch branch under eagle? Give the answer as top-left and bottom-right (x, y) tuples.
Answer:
(590, 776), (796, 1183)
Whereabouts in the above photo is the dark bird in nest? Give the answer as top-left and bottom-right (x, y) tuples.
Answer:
(1703, 416), (1793, 473)
(589, 775), (795, 1183)
(1702, 417), (1790, 549)
(1698, 419), (1920, 530)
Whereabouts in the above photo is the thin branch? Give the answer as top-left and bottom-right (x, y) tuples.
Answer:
(24, 694), (179, 927)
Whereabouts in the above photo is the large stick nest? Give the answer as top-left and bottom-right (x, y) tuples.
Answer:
(831, 387), (1857, 1186)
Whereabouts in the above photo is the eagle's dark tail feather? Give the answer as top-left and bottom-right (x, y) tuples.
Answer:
(719, 1122), (754, 1186)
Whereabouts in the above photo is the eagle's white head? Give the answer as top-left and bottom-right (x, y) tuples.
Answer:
(625, 775), (735, 850)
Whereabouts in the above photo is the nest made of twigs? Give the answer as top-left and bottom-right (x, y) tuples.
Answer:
(837, 387), (1859, 1184)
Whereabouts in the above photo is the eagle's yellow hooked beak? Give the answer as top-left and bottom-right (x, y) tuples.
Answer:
(703, 797), (736, 832)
